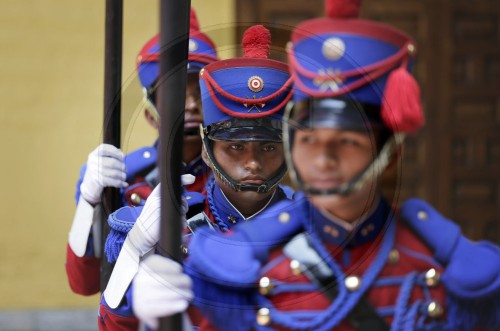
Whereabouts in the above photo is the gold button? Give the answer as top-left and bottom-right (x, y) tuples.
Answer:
(143, 151), (151, 159)
(181, 245), (188, 255)
(199, 68), (205, 76)
(324, 225), (339, 238)
(189, 39), (198, 52)
(130, 193), (141, 205)
(290, 259), (301, 275)
(427, 301), (443, 318)
(407, 44), (416, 54)
(322, 37), (346, 61)
(360, 223), (375, 237)
(417, 211), (428, 220)
(278, 212), (290, 223)
(388, 249), (400, 265)
(258, 277), (274, 296)
(424, 268), (440, 287)
(345, 276), (361, 291)
(256, 307), (271, 326)
(330, 227), (339, 237)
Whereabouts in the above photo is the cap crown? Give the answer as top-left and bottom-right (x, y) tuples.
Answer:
(200, 25), (293, 127)
(137, 8), (218, 90)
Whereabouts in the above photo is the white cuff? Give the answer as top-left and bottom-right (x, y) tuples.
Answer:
(183, 312), (193, 331)
(69, 197), (97, 257)
(104, 236), (154, 309)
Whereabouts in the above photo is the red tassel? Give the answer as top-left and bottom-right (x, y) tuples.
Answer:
(381, 67), (425, 133)
(190, 8), (200, 32)
(242, 25), (271, 59)
(325, 0), (362, 19)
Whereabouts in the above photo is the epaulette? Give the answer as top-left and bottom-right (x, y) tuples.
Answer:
(123, 146), (157, 180)
(186, 197), (309, 331)
(278, 184), (295, 200)
(401, 198), (500, 329)
(104, 206), (143, 263)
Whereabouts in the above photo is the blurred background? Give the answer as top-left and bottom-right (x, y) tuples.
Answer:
(0, 0), (498, 330)
(0, 0), (234, 329)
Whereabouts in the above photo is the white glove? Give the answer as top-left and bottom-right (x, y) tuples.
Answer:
(80, 144), (128, 205)
(130, 177), (191, 253)
(103, 175), (193, 309)
(132, 254), (193, 330)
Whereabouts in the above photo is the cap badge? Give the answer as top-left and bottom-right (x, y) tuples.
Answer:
(322, 37), (346, 61)
(189, 39), (198, 52)
(248, 76), (264, 93)
(243, 95), (266, 112)
(313, 68), (344, 92)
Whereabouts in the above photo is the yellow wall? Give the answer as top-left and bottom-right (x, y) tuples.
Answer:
(0, 0), (234, 309)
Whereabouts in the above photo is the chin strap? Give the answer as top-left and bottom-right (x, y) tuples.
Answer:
(142, 87), (160, 124)
(333, 132), (404, 195)
(284, 110), (404, 196)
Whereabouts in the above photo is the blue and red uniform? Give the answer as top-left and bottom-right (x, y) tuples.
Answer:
(66, 6), (218, 298)
(185, 0), (500, 329)
(97, 179), (294, 330)
(187, 195), (500, 331)
(98, 24), (295, 330)
(66, 144), (210, 296)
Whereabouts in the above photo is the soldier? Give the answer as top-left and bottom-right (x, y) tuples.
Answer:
(134, 0), (500, 330)
(98, 25), (295, 330)
(65, 8), (218, 296)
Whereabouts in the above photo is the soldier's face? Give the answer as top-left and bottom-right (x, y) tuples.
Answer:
(184, 73), (203, 143)
(211, 140), (284, 199)
(292, 127), (379, 219)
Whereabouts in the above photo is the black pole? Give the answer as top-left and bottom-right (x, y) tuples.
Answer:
(101, 0), (123, 292)
(157, 0), (191, 330)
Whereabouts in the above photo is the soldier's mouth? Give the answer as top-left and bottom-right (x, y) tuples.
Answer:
(241, 175), (266, 185)
(185, 120), (202, 128)
(308, 178), (343, 189)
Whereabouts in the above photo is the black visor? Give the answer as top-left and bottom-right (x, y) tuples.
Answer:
(290, 98), (383, 132)
(205, 118), (282, 142)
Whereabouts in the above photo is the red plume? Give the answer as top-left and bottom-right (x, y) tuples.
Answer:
(381, 67), (425, 133)
(326, 0), (361, 18)
(190, 8), (200, 31)
(242, 25), (271, 59)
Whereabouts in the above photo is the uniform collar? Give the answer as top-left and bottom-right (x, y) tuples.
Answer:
(211, 182), (281, 229)
(183, 155), (208, 177)
(157, 137), (207, 177)
(310, 197), (392, 247)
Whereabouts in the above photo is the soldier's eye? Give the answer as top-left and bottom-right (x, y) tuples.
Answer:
(230, 144), (244, 150)
(298, 135), (315, 144)
(262, 144), (276, 152)
(340, 138), (359, 146)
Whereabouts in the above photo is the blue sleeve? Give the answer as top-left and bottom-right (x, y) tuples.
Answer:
(75, 164), (87, 204)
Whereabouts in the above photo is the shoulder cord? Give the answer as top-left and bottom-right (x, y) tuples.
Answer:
(206, 179), (229, 232)
(258, 216), (396, 330)
(391, 272), (419, 331)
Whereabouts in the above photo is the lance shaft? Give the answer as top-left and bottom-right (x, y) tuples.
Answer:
(101, 0), (123, 292)
(157, 0), (191, 329)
